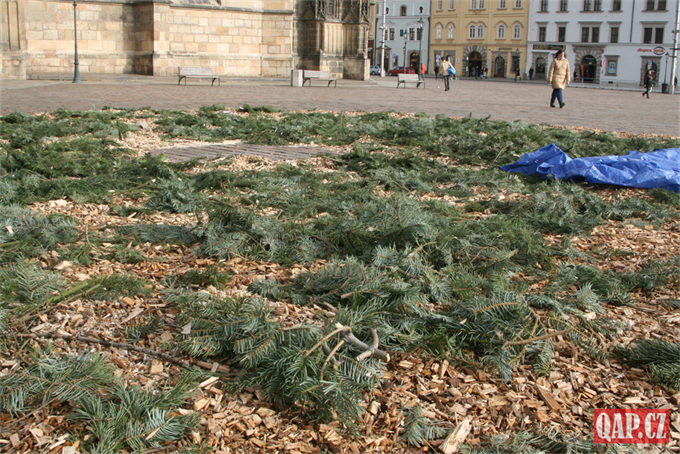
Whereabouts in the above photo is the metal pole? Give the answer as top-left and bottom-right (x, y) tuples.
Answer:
(670, 0), (680, 94)
(418, 17), (423, 80)
(380, 0), (386, 77)
(403, 40), (407, 71)
(665, 53), (669, 85)
(72, 0), (81, 83)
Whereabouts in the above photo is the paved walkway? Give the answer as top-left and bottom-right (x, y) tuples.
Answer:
(1, 75), (678, 136)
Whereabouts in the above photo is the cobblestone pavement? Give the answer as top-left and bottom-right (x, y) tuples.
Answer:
(1, 76), (678, 136)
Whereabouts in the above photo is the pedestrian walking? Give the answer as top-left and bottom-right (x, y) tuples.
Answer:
(440, 58), (451, 91)
(420, 63), (426, 81)
(529, 67), (534, 80)
(547, 50), (570, 108)
(434, 63), (440, 80)
(642, 70), (654, 99)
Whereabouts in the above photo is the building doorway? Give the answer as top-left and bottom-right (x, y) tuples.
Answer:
(536, 57), (547, 79)
(468, 51), (482, 77)
(581, 55), (597, 83)
(494, 56), (505, 77)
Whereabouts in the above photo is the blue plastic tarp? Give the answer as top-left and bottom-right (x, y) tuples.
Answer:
(499, 144), (680, 193)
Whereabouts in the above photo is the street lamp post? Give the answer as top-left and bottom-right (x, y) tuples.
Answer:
(417, 17), (423, 80)
(379, 0), (387, 77)
(664, 52), (669, 86)
(72, 0), (81, 83)
(403, 40), (407, 70)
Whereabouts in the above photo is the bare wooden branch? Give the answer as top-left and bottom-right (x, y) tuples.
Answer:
(320, 340), (344, 381)
(335, 323), (390, 361)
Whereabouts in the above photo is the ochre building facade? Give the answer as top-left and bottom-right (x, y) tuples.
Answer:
(429, 0), (529, 78)
(1, 0), (371, 79)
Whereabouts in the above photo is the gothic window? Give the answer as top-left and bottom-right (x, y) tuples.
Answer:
(436, 24), (442, 39)
(514, 24), (521, 38)
(469, 24), (476, 38)
(448, 23), (454, 38)
(498, 24), (505, 38)
(477, 24), (484, 38)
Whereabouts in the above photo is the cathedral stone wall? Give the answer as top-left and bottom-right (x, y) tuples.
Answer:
(1, 0), (296, 79)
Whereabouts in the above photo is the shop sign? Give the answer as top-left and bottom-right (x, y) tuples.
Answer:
(638, 47), (665, 54)
(498, 47), (513, 51)
(533, 44), (565, 50)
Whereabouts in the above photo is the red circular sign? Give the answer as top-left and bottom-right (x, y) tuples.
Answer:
(653, 46), (665, 55)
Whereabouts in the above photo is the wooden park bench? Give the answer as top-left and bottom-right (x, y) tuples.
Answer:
(302, 70), (337, 87)
(177, 67), (220, 86)
(396, 73), (424, 89)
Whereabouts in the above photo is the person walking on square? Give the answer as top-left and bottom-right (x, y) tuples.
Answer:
(547, 50), (570, 108)
(529, 67), (534, 80)
(420, 63), (426, 81)
(434, 62), (440, 80)
(642, 70), (654, 98)
(440, 57), (451, 91)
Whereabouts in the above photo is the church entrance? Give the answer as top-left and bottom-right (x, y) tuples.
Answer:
(581, 55), (597, 83)
(468, 51), (482, 77)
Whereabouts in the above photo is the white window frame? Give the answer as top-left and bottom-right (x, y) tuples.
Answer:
(437, 0), (443, 10)
(448, 23), (454, 38)
(498, 24), (505, 38)
(515, 0), (522, 7)
(500, 0), (506, 7)
(479, 0), (485, 8)
(477, 24), (484, 38)
(513, 24), (521, 39)
(471, 0), (477, 9)
(469, 24), (476, 38)
(436, 24), (443, 39)
(449, 0), (455, 9)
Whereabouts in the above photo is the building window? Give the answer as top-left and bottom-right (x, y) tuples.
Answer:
(645, 0), (654, 10)
(539, 26), (546, 42)
(418, 27), (423, 40)
(612, 0), (621, 10)
(500, 0), (506, 7)
(514, 24), (521, 38)
(583, 0), (591, 10)
(400, 5), (407, 15)
(389, 28), (395, 40)
(655, 27), (664, 43)
(594, 0), (602, 10)
(471, 0), (477, 8)
(448, 24), (454, 38)
(479, 0), (485, 8)
(610, 26), (619, 42)
(469, 24), (476, 38)
(658, 0), (666, 9)
(581, 26), (590, 42)
(450, 0), (455, 9)
(386, 7), (389, 14)
(477, 24), (484, 38)
(540, 0), (549, 11)
(515, 0), (522, 7)
(592, 26), (599, 42)
(643, 27), (653, 43)
(560, 0), (568, 10)
(558, 26), (566, 42)
(409, 28), (415, 40)
(437, 0), (443, 10)
(498, 24), (505, 38)
(419, 6), (424, 13)
(436, 24), (442, 39)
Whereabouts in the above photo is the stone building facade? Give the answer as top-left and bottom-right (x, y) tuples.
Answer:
(1, 0), (372, 80)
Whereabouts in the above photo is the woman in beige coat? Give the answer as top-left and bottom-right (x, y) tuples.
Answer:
(547, 50), (570, 108)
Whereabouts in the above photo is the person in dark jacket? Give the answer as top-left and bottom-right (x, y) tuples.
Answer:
(529, 67), (534, 80)
(643, 70), (654, 98)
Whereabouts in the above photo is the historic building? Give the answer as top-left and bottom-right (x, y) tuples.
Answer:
(429, 0), (530, 78)
(373, 0), (431, 73)
(1, 0), (373, 80)
(527, 0), (675, 86)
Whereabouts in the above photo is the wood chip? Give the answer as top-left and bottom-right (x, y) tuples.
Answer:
(440, 416), (472, 454)
(535, 384), (561, 411)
